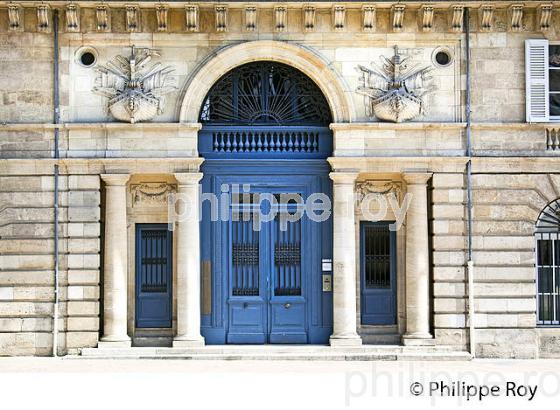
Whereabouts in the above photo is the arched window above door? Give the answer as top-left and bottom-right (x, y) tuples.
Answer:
(199, 61), (333, 126)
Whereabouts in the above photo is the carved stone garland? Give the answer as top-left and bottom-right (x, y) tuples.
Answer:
(130, 183), (176, 207)
(356, 180), (402, 202)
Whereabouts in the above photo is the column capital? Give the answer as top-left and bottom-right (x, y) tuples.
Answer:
(329, 171), (359, 184)
(403, 172), (432, 185)
(174, 172), (203, 185)
(100, 174), (130, 186)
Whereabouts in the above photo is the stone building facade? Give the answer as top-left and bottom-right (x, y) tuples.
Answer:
(0, 0), (559, 358)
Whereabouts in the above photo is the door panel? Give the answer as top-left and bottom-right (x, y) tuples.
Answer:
(135, 224), (172, 328)
(226, 192), (308, 343)
(269, 213), (307, 343)
(226, 206), (268, 343)
(360, 222), (397, 325)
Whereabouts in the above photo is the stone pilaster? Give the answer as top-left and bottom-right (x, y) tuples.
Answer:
(402, 172), (434, 346)
(99, 174), (131, 347)
(173, 172), (205, 347)
(329, 172), (362, 346)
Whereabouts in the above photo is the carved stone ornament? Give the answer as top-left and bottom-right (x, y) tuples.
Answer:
(356, 46), (435, 123)
(8, 4), (22, 31)
(155, 4), (168, 32)
(303, 5), (316, 32)
(131, 183), (176, 207)
(356, 180), (402, 202)
(66, 3), (80, 32)
(93, 46), (177, 123)
(245, 6), (257, 31)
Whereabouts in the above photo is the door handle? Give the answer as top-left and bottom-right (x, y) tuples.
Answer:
(284, 303), (291, 309)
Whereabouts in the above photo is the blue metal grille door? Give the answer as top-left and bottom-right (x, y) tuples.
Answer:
(360, 222), (397, 325)
(135, 224), (172, 328)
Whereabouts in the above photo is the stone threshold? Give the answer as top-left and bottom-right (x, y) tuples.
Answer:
(76, 345), (472, 361)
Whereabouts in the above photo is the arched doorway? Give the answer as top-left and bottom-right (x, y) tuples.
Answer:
(199, 61), (334, 344)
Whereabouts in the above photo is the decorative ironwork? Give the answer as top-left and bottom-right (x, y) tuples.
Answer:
(537, 199), (560, 232)
(200, 61), (332, 125)
(139, 229), (169, 293)
(274, 244), (301, 265)
(232, 219), (260, 296)
(232, 244), (259, 266)
(356, 46), (435, 123)
(93, 46), (177, 123)
(274, 218), (302, 296)
(364, 225), (391, 288)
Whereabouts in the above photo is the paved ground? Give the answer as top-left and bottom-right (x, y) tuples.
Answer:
(0, 358), (559, 409)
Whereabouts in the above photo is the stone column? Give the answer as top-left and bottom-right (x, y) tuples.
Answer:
(99, 174), (131, 347)
(329, 172), (362, 347)
(173, 172), (205, 347)
(402, 172), (434, 346)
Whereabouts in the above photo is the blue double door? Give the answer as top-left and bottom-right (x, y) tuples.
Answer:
(228, 198), (306, 343)
(200, 164), (334, 344)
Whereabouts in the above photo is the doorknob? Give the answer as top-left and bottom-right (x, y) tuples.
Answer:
(284, 303), (291, 309)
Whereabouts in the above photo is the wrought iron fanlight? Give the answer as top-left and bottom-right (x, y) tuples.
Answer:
(537, 199), (560, 232)
(199, 61), (332, 125)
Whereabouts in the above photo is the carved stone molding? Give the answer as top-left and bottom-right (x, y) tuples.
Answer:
(479, 5), (494, 32)
(215, 5), (228, 32)
(391, 4), (405, 32)
(185, 5), (199, 32)
(333, 5), (346, 32)
(420, 5), (434, 32)
(7, 4), (22, 32)
(37, 4), (50, 32)
(274, 6), (287, 32)
(125, 5), (140, 32)
(356, 46), (435, 123)
(155, 4), (168, 32)
(66, 3), (80, 32)
(538, 4), (553, 32)
(130, 183), (176, 207)
(509, 4), (524, 32)
(362, 5), (376, 32)
(96, 4), (110, 32)
(449, 5), (464, 32)
(245, 6), (257, 32)
(303, 5), (316, 32)
(93, 46), (177, 123)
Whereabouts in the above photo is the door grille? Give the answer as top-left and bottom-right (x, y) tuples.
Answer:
(274, 218), (302, 296)
(232, 218), (260, 296)
(139, 229), (169, 293)
(364, 225), (391, 289)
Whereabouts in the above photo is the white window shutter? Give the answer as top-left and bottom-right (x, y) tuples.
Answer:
(525, 39), (549, 122)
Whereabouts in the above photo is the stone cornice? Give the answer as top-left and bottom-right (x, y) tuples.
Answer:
(0, 2), (553, 9)
(0, 158), (205, 175)
(330, 122), (467, 131)
(0, 123), (202, 131)
(4, 122), (559, 132)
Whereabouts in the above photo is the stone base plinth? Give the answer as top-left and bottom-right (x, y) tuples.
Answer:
(173, 337), (205, 348)
(329, 336), (363, 347)
(402, 334), (436, 346)
(97, 339), (132, 348)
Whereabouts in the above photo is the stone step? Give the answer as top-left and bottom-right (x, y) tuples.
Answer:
(360, 334), (401, 345)
(133, 336), (172, 348)
(78, 345), (471, 361)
